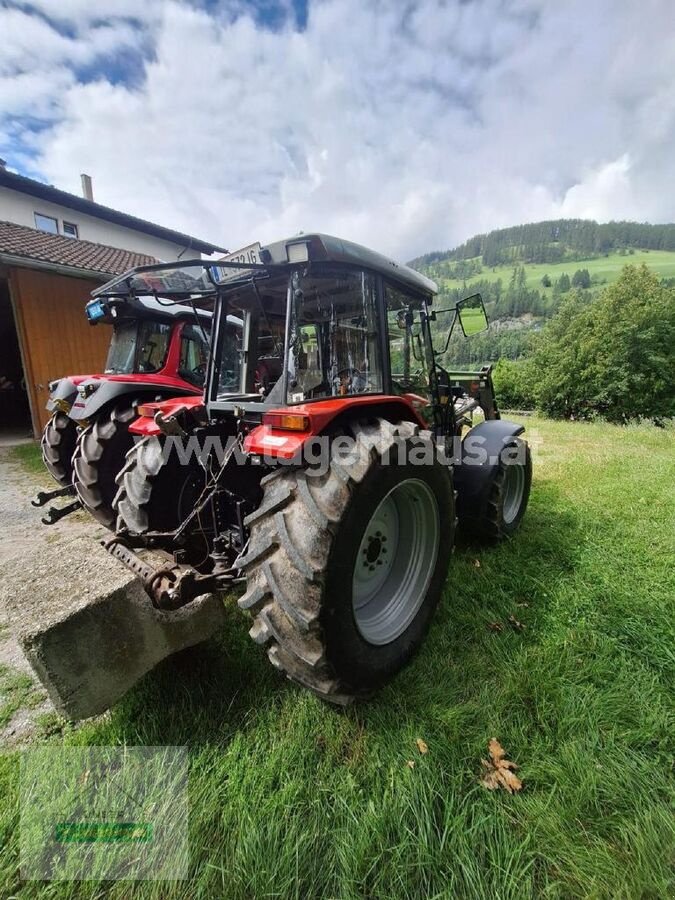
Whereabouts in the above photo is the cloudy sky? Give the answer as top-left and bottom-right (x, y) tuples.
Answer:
(1, 0), (674, 259)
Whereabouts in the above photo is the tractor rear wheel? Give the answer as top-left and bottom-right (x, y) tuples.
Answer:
(113, 435), (207, 558)
(237, 418), (455, 704)
(41, 412), (77, 487)
(72, 403), (137, 528)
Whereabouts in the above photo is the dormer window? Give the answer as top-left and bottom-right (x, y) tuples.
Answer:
(34, 212), (58, 234)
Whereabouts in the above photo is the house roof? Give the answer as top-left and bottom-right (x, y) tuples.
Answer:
(0, 168), (226, 255)
(0, 220), (160, 277)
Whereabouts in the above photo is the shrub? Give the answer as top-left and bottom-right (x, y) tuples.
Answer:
(493, 358), (537, 409)
(532, 265), (675, 422)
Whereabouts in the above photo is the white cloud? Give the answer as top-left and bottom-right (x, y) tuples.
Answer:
(559, 155), (635, 221)
(1, 0), (675, 258)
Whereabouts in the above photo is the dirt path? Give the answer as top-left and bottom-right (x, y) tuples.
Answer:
(0, 447), (107, 745)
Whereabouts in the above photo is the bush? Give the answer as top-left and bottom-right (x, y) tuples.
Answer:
(492, 358), (537, 409)
(532, 265), (675, 422)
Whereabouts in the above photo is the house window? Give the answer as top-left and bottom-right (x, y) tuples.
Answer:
(63, 221), (79, 238)
(34, 213), (58, 234)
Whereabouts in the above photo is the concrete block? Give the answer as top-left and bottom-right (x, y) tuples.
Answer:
(1, 537), (226, 720)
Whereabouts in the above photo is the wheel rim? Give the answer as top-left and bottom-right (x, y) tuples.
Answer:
(352, 478), (440, 646)
(502, 463), (525, 525)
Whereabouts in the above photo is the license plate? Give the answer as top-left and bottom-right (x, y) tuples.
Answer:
(213, 242), (263, 281)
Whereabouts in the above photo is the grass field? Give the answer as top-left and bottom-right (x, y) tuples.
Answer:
(437, 249), (675, 294)
(2, 417), (674, 898)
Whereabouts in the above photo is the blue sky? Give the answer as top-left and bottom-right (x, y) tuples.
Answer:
(1, 0), (674, 257)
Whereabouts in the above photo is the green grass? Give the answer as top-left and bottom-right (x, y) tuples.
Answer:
(0, 665), (44, 730)
(8, 442), (43, 476)
(1, 417), (674, 897)
(438, 249), (675, 293)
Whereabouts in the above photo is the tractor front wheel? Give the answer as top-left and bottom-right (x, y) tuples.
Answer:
(41, 411), (77, 487)
(72, 403), (137, 528)
(458, 437), (532, 541)
(237, 418), (455, 704)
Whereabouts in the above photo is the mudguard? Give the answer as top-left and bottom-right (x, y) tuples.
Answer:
(243, 395), (427, 460)
(68, 378), (200, 424)
(453, 419), (526, 521)
(46, 377), (78, 414)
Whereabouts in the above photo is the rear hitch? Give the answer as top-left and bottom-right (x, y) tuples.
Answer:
(40, 499), (82, 526)
(102, 537), (239, 610)
(31, 484), (75, 508)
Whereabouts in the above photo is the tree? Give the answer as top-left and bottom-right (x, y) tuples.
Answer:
(572, 268), (591, 289)
(556, 273), (571, 293)
(532, 265), (675, 422)
(541, 273), (551, 287)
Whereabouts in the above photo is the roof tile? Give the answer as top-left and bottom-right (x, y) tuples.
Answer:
(0, 220), (158, 276)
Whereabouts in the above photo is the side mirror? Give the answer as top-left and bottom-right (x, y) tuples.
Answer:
(457, 293), (488, 336)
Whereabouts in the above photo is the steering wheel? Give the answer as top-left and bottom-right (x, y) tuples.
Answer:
(192, 363), (206, 381)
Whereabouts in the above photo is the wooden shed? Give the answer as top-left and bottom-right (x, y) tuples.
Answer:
(0, 220), (158, 439)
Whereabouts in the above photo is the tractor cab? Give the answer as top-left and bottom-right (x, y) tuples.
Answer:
(106, 235), (496, 449)
(84, 294), (211, 388)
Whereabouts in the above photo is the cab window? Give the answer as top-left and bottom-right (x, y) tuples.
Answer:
(137, 321), (172, 373)
(385, 282), (430, 398)
(179, 324), (209, 386)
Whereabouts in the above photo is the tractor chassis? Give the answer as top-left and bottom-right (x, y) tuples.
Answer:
(102, 534), (243, 610)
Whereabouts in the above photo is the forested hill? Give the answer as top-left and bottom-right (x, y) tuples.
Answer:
(411, 218), (675, 367)
(410, 219), (675, 269)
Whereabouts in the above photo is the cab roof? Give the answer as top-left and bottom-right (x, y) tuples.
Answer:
(259, 233), (438, 297)
(93, 233), (437, 303)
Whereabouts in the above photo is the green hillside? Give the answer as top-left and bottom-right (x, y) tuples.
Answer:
(412, 219), (675, 366)
(433, 248), (675, 294)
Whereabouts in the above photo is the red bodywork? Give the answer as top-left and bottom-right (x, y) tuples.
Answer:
(129, 393), (428, 459)
(129, 395), (205, 435)
(70, 321), (203, 414)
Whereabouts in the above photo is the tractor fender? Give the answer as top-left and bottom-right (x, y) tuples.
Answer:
(244, 395), (427, 460)
(68, 378), (199, 425)
(46, 377), (78, 414)
(453, 419), (526, 518)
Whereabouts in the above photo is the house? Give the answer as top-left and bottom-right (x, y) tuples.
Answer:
(0, 165), (225, 439)
(0, 164), (223, 261)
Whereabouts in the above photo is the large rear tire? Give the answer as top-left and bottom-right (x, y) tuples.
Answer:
(113, 435), (207, 559)
(41, 412), (77, 487)
(72, 403), (137, 528)
(237, 418), (455, 704)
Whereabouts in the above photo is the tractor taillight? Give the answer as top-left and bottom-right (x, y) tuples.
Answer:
(263, 412), (310, 431)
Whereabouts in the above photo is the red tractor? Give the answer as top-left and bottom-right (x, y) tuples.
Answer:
(35, 294), (211, 527)
(87, 234), (530, 704)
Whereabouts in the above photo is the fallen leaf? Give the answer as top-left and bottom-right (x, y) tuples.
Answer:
(508, 614), (525, 631)
(416, 738), (428, 755)
(487, 621), (504, 632)
(516, 601), (530, 608)
(480, 738), (522, 793)
(473, 559), (481, 568)
(406, 760), (415, 769)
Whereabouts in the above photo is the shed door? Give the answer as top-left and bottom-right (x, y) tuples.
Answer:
(8, 267), (112, 436)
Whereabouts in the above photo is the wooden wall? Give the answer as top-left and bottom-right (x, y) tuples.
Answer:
(9, 267), (112, 435)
